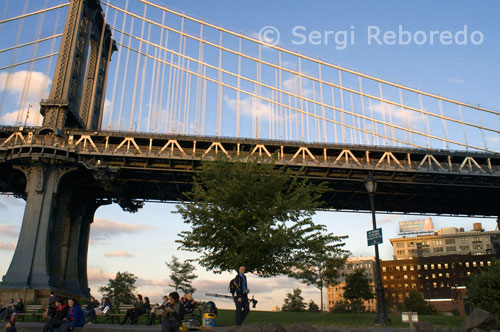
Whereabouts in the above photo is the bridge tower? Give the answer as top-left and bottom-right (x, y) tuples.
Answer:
(0, 0), (116, 301)
(39, 0), (116, 135)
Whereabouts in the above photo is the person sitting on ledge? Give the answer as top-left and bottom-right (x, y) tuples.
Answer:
(120, 294), (145, 325)
(181, 294), (196, 314)
(161, 292), (183, 332)
(1, 298), (23, 322)
(42, 298), (68, 332)
(84, 296), (99, 320)
(59, 298), (84, 332)
(144, 297), (151, 316)
(5, 320), (17, 332)
(87, 297), (111, 324)
(0, 299), (14, 321)
(146, 295), (168, 325)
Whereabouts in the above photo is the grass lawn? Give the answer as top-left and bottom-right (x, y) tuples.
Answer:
(211, 310), (466, 328)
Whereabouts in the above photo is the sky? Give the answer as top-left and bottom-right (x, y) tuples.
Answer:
(1, 0), (500, 311)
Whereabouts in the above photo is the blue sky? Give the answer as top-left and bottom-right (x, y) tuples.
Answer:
(1, 0), (499, 311)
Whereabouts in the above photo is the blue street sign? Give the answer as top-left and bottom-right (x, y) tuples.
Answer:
(367, 228), (383, 246)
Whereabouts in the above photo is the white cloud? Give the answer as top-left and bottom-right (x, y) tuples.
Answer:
(104, 251), (134, 258)
(90, 218), (152, 242)
(0, 71), (51, 98)
(0, 224), (20, 238)
(224, 95), (273, 120)
(0, 104), (43, 126)
(0, 240), (16, 251)
(87, 268), (114, 282)
(447, 77), (465, 85)
(371, 101), (425, 125)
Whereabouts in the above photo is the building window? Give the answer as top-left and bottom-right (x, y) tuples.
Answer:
(472, 261), (477, 267)
(396, 266), (401, 271)
(459, 245), (470, 251)
(404, 275), (408, 280)
(473, 244), (483, 250)
(432, 274), (436, 279)
(382, 267), (386, 272)
(445, 239), (456, 245)
(397, 250), (405, 255)
(403, 266), (407, 271)
(487, 261), (492, 266)
(396, 243), (404, 248)
(446, 246), (456, 252)
(465, 262), (470, 268)
(446, 273), (450, 278)
(472, 236), (482, 243)
(480, 261), (484, 267)
(424, 264), (428, 270)
(437, 264), (442, 269)
(460, 238), (468, 243)
(433, 240), (443, 245)
(433, 247), (444, 253)
(410, 265), (415, 271)
(467, 271), (471, 277)
(444, 263), (449, 269)
(431, 264), (435, 269)
(383, 276), (387, 280)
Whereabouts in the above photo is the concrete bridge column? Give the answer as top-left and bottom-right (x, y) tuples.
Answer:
(0, 163), (103, 301)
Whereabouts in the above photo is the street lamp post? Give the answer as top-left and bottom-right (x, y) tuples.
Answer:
(364, 174), (391, 324)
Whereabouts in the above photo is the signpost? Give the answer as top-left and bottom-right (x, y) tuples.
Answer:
(367, 228), (383, 246)
(402, 312), (419, 332)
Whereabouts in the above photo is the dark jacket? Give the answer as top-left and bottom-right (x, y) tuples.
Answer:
(164, 302), (183, 323)
(233, 274), (247, 298)
(86, 300), (99, 311)
(14, 302), (24, 313)
(67, 304), (85, 328)
(54, 305), (68, 321)
(134, 300), (145, 314)
(5, 325), (17, 332)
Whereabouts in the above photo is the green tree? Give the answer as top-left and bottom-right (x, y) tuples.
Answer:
(175, 157), (332, 276)
(288, 232), (348, 312)
(99, 271), (137, 307)
(282, 288), (307, 312)
(401, 291), (437, 315)
(343, 269), (374, 312)
(166, 256), (198, 294)
(308, 300), (320, 312)
(467, 259), (500, 319)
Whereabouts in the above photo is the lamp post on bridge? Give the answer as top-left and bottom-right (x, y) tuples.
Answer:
(364, 173), (391, 325)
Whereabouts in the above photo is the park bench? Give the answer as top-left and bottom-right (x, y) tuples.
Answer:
(16, 304), (44, 322)
(102, 301), (204, 325)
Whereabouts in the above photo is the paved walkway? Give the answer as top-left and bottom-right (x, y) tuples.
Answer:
(0, 322), (412, 332)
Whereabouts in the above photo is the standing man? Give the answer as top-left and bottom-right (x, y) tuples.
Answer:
(231, 266), (250, 326)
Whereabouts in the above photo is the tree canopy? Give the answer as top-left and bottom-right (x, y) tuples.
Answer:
(166, 256), (198, 294)
(99, 271), (137, 306)
(175, 157), (341, 277)
(282, 288), (307, 312)
(467, 259), (500, 319)
(343, 269), (373, 312)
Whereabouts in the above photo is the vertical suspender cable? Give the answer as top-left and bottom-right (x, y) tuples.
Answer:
(128, 4), (147, 131)
(330, 86), (338, 143)
(437, 99), (449, 149)
(109, 0), (128, 130)
(418, 94), (431, 149)
(216, 29), (223, 136)
(358, 76), (368, 145)
(137, 21), (152, 131)
(117, 9), (134, 131)
(0, 0), (30, 118)
(318, 63), (327, 143)
(236, 36), (241, 138)
(338, 70), (346, 144)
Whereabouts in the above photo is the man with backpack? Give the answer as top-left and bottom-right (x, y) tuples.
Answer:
(229, 266), (250, 326)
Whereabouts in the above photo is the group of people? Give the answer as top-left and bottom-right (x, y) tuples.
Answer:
(41, 297), (85, 332)
(0, 298), (24, 332)
(0, 265), (250, 331)
(119, 292), (196, 331)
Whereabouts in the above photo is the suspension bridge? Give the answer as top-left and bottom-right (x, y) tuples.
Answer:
(0, 0), (498, 300)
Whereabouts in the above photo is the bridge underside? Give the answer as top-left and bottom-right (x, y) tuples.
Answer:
(0, 127), (499, 300)
(1, 127), (499, 216)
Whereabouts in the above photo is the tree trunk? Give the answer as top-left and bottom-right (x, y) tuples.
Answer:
(320, 285), (324, 312)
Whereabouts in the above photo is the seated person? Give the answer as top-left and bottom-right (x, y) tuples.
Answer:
(144, 297), (151, 315)
(0, 299), (15, 321)
(59, 298), (84, 332)
(84, 296), (99, 319)
(182, 294), (196, 314)
(87, 297), (111, 323)
(1, 298), (24, 322)
(120, 294), (145, 325)
(161, 292), (183, 332)
(5, 320), (17, 332)
(146, 296), (168, 325)
(43, 292), (57, 321)
(42, 298), (68, 332)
